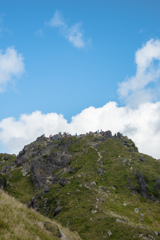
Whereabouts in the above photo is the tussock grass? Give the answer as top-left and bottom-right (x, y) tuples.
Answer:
(0, 189), (81, 240)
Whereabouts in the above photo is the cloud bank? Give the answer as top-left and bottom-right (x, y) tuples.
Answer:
(0, 47), (24, 92)
(0, 102), (160, 158)
(46, 10), (89, 48)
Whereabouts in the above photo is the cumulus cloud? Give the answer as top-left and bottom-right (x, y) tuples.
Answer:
(0, 102), (160, 159)
(0, 47), (24, 91)
(118, 39), (160, 107)
(46, 10), (88, 48)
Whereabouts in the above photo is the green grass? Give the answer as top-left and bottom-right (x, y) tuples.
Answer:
(2, 134), (160, 240)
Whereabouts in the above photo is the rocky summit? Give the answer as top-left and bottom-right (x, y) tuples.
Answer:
(0, 130), (160, 240)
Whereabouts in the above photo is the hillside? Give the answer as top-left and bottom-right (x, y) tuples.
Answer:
(0, 189), (81, 240)
(0, 130), (160, 240)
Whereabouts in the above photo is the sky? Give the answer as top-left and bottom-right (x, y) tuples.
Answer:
(1, 0), (160, 158)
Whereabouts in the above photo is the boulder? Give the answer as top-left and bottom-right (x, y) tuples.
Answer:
(106, 190), (110, 193)
(97, 169), (103, 174)
(31, 160), (44, 190)
(139, 157), (146, 162)
(69, 168), (75, 173)
(54, 206), (62, 216)
(155, 179), (160, 184)
(17, 149), (25, 158)
(16, 157), (25, 167)
(59, 177), (67, 187)
(41, 186), (50, 194)
(108, 230), (112, 237)
(21, 163), (30, 176)
(4, 155), (9, 161)
(116, 132), (122, 139)
(154, 231), (160, 236)
(90, 181), (96, 186)
(137, 173), (149, 199)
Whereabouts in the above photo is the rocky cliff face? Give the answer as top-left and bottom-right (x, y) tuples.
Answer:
(15, 135), (73, 190)
(14, 131), (120, 191)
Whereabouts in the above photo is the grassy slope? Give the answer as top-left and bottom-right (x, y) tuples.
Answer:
(0, 189), (81, 240)
(2, 134), (160, 239)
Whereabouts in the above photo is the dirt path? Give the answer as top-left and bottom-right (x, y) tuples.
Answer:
(89, 142), (102, 162)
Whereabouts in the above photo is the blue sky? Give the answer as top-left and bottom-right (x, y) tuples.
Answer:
(1, 0), (160, 158)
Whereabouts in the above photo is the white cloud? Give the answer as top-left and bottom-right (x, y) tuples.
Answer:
(0, 16), (12, 38)
(34, 29), (43, 37)
(118, 39), (160, 107)
(0, 102), (160, 159)
(0, 47), (24, 92)
(46, 10), (88, 48)
(48, 10), (65, 27)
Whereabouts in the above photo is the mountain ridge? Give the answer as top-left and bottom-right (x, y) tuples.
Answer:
(0, 130), (160, 239)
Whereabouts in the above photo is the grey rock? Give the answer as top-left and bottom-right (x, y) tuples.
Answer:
(4, 155), (9, 161)
(116, 219), (123, 223)
(59, 177), (67, 187)
(137, 173), (149, 199)
(148, 235), (155, 240)
(108, 230), (112, 236)
(66, 221), (70, 226)
(54, 206), (62, 216)
(41, 186), (49, 194)
(122, 141), (130, 146)
(90, 181), (96, 186)
(116, 132), (122, 139)
(31, 160), (44, 190)
(155, 179), (160, 184)
(97, 169), (103, 174)
(17, 149), (25, 158)
(16, 157), (25, 167)
(52, 174), (59, 184)
(95, 144), (100, 149)
(98, 161), (103, 165)
(154, 231), (160, 236)
(59, 137), (72, 151)
(139, 157), (146, 162)
(106, 190), (110, 193)
(59, 229), (69, 240)
(21, 163), (30, 176)
(123, 159), (127, 164)
(128, 149), (133, 152)
(69, 168), (75, 173)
